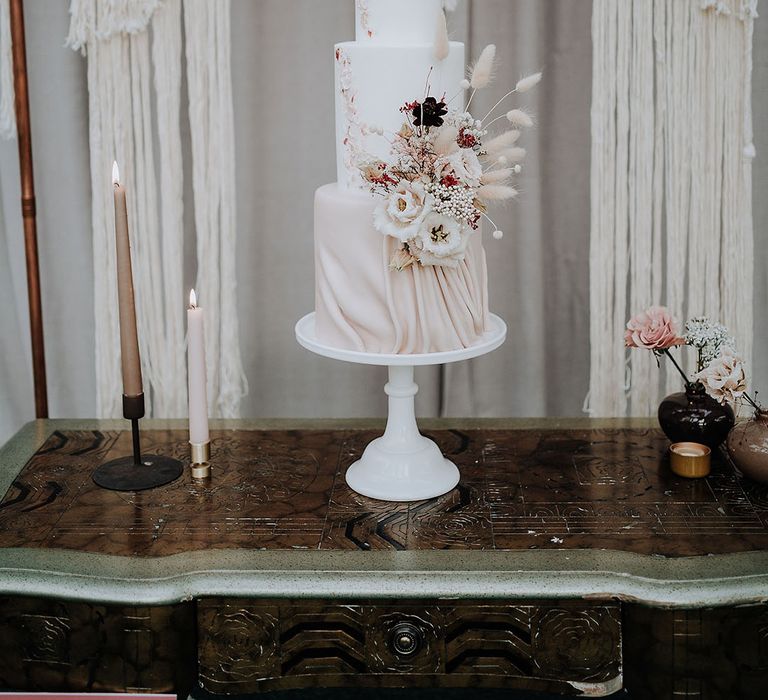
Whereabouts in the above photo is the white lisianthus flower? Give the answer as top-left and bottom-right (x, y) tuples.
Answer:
(695, 347), (747, 405)
(372, 180), (431, 242)
(439, 147), (483, 187)
(412, 212), (471, 267)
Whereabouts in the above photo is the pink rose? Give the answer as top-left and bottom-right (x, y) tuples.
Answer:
(624, 306), (684, 350)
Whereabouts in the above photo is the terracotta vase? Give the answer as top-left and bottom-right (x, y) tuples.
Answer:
(657, 382), (735, 449)
(726, 410), (768, 484)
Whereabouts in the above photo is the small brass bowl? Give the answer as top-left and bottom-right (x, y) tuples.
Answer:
(670, 442), (711, 478)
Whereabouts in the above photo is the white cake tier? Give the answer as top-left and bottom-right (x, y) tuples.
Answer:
(335, 41), (464, 189)
(314, 183), (489, 354)
(355, 0), (444, 43)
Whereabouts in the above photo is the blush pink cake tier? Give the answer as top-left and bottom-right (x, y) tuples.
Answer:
(313, 0), (490, 354)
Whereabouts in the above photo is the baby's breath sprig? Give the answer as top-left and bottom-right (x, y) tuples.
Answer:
(684, 317), (735, 371)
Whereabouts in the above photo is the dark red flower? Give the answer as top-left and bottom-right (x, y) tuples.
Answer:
(457, 128), (477, 149)
(411, 97), (448, 127)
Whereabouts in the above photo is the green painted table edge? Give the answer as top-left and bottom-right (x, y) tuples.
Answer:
(1, 419), (767, 609)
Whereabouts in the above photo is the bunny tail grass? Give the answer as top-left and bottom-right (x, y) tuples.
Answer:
(469, 44), (496, 89)
(515, 71), (542, 93)
(478, 184), (518, 200)
(433, 11), (450, 61)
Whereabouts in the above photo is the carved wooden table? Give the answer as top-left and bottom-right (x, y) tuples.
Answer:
(0, 419), (767, 699)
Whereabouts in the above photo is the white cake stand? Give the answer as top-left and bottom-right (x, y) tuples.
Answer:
(295, 312), (507, 502)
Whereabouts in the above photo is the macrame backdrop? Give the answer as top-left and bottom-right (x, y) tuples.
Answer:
(66, 0), (247, 419)
(589, 0), (757, 417)
(184, 0), (247, 418)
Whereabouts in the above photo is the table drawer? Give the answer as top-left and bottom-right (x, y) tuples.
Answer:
(198, 598), (622, 695)
(0, 596), (195, 694)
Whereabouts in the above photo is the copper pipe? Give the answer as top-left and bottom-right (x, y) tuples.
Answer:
(10, 0), (47, 418)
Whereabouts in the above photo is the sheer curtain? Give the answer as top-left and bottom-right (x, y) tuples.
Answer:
(3, 0), (762, 446)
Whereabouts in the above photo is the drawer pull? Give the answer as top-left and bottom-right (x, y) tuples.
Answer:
(390, 622), (422, 657)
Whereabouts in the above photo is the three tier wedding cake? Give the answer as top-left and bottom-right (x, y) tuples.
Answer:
(314, 0), (538, 354)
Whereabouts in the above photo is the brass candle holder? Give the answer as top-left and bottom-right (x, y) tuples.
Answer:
(190, 440), (212, 479)
(669, 442), (711, 479)
(92, 393), (184, 491)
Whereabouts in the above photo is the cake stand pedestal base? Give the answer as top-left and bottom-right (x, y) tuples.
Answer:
(346, 365), (459, 501)
(295, 312), (506, 502)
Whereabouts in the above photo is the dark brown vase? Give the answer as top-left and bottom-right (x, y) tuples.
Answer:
(726, 410), (768, 484)
(657, 382), (735, 449)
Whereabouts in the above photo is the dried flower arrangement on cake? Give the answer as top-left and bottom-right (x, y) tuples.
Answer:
(356, 41), (541, 270)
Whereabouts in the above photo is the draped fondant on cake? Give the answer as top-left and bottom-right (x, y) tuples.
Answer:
(315, 184), (489, 353)
(314, 0), (490, 354)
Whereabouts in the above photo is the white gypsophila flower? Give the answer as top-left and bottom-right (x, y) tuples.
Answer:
(701, 339), (736, 367)
(684, 317), (735, 366)
(695, 347), (747, 405)
(684, 317), (729, 348)
(451, 111), (475, 130)
(372, 180), (431, 242)
(411, 212), (471, 267)
(447, 110), (487, 144)
(438, 147), (484, 187)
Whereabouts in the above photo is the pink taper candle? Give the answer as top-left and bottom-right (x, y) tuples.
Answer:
(112, 161), (143, 397)
(187, 289), (209, 444)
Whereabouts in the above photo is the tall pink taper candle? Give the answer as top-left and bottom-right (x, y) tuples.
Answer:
(112, 161), (143, 397)
(187, 289), (209, 444)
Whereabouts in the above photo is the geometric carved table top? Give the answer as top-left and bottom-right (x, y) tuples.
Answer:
(3, 421), (768, 700)
(1, 424), (767, 557)
(1, 419), (767, 607)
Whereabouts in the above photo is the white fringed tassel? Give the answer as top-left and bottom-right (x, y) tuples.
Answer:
(627, 0), (656, 417)
(589, 0), (623, 416)
(0, 0), (15, 139)
(152, 0), (186, 418)
(68, 0), (187, 418)
(720, 0), (756, 388)
(184, 0), (247, 418)
(588, 0), (755, 416)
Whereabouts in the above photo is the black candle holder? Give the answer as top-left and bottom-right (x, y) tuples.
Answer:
(92, 394), (184, 491)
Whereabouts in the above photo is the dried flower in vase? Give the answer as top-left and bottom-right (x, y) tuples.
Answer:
(624, 306), (763, 414)
(624, 305), (690, 386)
(684, 317), (736, 372)
(624, 306), (685, 351)
(695, 347), (748, 406)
